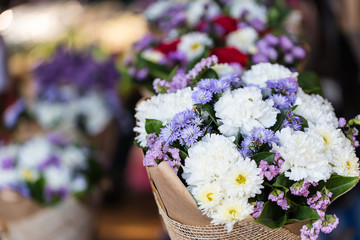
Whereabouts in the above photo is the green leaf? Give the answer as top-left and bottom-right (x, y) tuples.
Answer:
(255, 201), (287, 229)
(167, 65), (179, 82)
(251, 152), (275, 164)
(135, 53), (171, 79)
(145, 119), (163, 135)
(197, 68), (218, 80)
(179, 149), (188, 160)
(325, 174), (359, 199)
(273, 174), (293, 193)
(286, 206), (320, 224)
(271, 110), (287, 132)
(201, 104), (219, 126)
(298, 71), (323, 95)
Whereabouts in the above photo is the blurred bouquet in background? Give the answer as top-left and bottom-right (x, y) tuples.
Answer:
(134, 58), (360, 239)
(0, 133), (102, 240)
(122, 0), (307, 93)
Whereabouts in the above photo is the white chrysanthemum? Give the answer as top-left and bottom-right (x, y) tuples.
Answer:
(76, 92), (111, 135)
(186, 0), (221, 27)
(134, 87), (194, 147)
(273, 127), (332, 182)
(145, 1), (172, 20)
(60, 146), (87, 169)
(242, 63), (298, 88)
(192, 182), (223, 213)
(183, 134), (240, 186)
(178, 32), (213, 61)
(294, 89), (338, 128)
(44, 166), (70, 190)
(332, 137), (359, 177)
(306, 124), (343, 154)
(34, 102), (65, 129)
(211, 198), (254, 232)
(17, 137), (53, 170)
(223, 158), (263, 198)
(214, 87), (279, 137)
(211, 63), (237, 77)
(226, 27), (258, 54)
(229, 0), (268, 22)
(141, 49), (164, 63)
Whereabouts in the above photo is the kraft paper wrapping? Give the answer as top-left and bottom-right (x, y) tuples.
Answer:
(0, 191), (94, 240)
(146, 162), (303, 238)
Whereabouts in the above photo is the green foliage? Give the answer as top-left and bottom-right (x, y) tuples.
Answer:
(267, 0), (291, 29)
(145, 119), (164, 135)
(255, 201), (287, 229)
(325, 174), (359, 199)
(250, 152), (275, 164)
(286, 206), (320, 224)
(135, 53), (171, 79)
(298, 71), (323, 95)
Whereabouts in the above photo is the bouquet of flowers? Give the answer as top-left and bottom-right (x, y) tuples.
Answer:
(134, 59), (360, 240)
(123, 0), (306, 90)
(0, 133), (101, 240)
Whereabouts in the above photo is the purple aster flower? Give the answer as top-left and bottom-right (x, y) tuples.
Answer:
(282, 110), (303, 131)
(1, 157), (15, 170)
(170, 110), (196, 129)
(267, 48), (278, 60)
(198, 78), (216, 91)
(159, 125), (179, 145)
(180, 125), (203, 146)
(39, 155), (61, 170)
(136, 68), (149, 80)
(213, 79), (231, 93)
(219, 73), (241, 87)
(241, 128), (278, 157)
(279, 35), (294, 51)
(284, 53), (295, 64)
(134, 34), (154, 51)
(256, 39), (269, 52)
(249, 18), (265, 31)
(264, 34), (279, 46)
(252, 53), (269, 64)
(292, 46), (306, 59)
(192, 89), (213, 105)
(252, 201), (264, 219)
(269, 94), (291, 109)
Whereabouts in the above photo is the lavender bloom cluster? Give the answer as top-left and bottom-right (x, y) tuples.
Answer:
(266, 77), (298, 109)
(268, 189), (290, 210)
(253, 34), (306, 67)
(241, 128), (278, 157)
(339, 115), (360, 148)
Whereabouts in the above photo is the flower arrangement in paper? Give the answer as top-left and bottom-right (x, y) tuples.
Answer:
(123, 0), (306, 90)
(11, 46), (123, 137)
(0, 134), (101, 205)
(135, 59), (360, 239)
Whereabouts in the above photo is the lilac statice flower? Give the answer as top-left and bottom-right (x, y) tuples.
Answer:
(241, 128), (278, 157)
(186, 55), (218, 81)
(282, 110), (303, 131)
(300, 220), (322, 240)
(307, 189), (332, 211)
(252, 201), (264, 219)
(290, 180), (318, 197)
(321, 214), (339, 234)
(268, 189), (290, 210)
(338, 117), (347, 128)
(259, 160), (280, 181)
(192, 89), (213, 105)
(153, 78), (171, 94)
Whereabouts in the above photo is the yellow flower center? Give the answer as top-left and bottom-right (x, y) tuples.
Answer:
(236, 174), (246, 185)
(346, 161), (352, 169)
(22, 169), (35, 181)
(191, 43), (201, 51)
(206, 193), (214, 202)
(229, 209), (239, 220)
(248, 98), (253, 102)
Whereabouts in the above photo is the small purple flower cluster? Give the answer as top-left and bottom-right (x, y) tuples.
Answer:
(266, 77), (298, 109)
(307, 189), (332, 211)
(252, 201), (264, 219)
(159, 109), (204, 147)
(252, 34), (306, 66)
(143, 133), (182, 173)
(259, 152), (283, 181)
(281, 110), (303, 131)
(153, 71), (189, 94)
(300, 214), (339, 239)
(268, 189), (290, 210)
(186, 55), (218, 80)
(241, 128), (278, 157)
(134, 34), (155, 52)
(192, 73), (238, 104)
(338, 115), (360, 148)
(290, 180), (318, 197)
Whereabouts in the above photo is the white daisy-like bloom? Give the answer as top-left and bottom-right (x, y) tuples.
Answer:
(144, 1), (172, 21)
(211, 63), (237, 77)
(294, 89), (338, 128)
(186, 0), (221, 27)
(76, 92), (111, 135)
(306, 124), (343, 155)
(192, 182), (223, 214)
(34, 102), (65, 129)
(211, 197), (254, 232)
(226, 27), (258, 54)
(331, 137), (359, 177)
(134, 87), (194, 147)
(178, 32), (213, 61)
(183, 134), (240, 186)
(44, 166), (70, 191)
(17, 137), (53, 170)
(60, 146), (87, 169)
(214, 86), (279, 137)
(273, 127), (332, 182)
(141, 49), (164, 63)
(242, 63), (298, 88)
(223, 158), (263, 198)
(229, 0), (268, 22)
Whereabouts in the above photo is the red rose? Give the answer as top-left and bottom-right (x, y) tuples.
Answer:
(154, 39), (180, 55)
(210, 47), (249, 66)
(213, 15), (238, 35)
